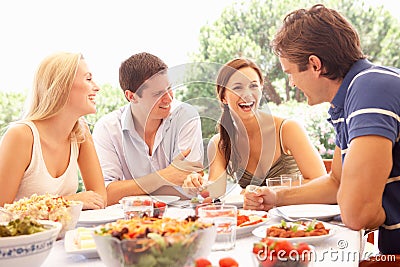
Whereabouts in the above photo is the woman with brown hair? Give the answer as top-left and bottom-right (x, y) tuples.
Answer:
(183, 58), (326, 198)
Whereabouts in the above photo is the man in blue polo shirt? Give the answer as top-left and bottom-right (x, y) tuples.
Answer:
(92, 53), (204, 205)
(243, 4), (400, 254)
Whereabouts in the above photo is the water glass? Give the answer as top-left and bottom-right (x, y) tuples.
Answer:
(281, 173), (303, 186)
(121, 196), (153, 219)
(197, 204), (237, 251)
(266, 177), (292, 190)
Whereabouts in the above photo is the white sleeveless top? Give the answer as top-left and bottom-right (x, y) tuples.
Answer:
(15, 121), (79, 200)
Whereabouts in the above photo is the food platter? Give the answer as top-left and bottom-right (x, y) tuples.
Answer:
(252, 221), (335, 244)
(236, 210), (270, 238)
(64, 228), (98, 258)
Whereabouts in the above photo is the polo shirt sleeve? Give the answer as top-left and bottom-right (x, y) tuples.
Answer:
(345, 71), (400, 144)
(92, 116), (124, 185)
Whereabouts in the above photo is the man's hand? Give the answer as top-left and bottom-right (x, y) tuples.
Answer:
(243, 185), (277, 211)
(165, 149), (204, 186)
(182, 172), (207, 196)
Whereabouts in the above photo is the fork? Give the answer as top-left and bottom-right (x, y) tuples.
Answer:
(168, 200), (192, 209)
(273, 207), (346, 227)
(273, 207), (315, 222)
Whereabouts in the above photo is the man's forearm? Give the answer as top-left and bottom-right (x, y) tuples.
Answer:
(106, 172), (169, 205)
(276, 174), (339, 206)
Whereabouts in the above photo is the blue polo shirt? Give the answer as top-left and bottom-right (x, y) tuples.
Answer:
(328, 59), (400, 254)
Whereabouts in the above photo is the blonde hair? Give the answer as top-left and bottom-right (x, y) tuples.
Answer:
(23, 52), (86, 141)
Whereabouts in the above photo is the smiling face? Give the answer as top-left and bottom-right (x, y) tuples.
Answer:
(133, 72), (173, 121)
(279, 56), (328, 106)
(222, 66), (262, 120)
(67, 59), (99, 116)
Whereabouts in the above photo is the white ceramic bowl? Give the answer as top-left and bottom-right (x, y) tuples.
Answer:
(0, 220), (62, 267)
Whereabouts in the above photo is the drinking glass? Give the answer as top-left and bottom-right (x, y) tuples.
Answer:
(197, 204), (237, 251)
(120, 196), (153, 219)
(266, 177), (292, 190)
(281, 173), (303, 186)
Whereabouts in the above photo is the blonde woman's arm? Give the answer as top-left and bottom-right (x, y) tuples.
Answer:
(281, 119), (327, 180)
(74, 125), (107, 209)
(0, 125), (32, 206)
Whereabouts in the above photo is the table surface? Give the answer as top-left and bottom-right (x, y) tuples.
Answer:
(42, 205), (362, 267)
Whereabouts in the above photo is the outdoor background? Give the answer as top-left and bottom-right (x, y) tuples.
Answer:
(1, 0), (400, 160)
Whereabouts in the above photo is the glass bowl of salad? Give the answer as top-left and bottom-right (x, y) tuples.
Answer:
(93, 216), (217, 267)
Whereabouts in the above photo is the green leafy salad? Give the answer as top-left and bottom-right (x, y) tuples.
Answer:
(0, 216), (46, 237)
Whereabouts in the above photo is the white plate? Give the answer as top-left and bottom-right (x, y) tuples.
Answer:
(151, 195), (180, 204)
(270, 204), (340, 220)
(236, 210), (270, 238)
(78, 204), (124, 225)
(64, 229), (98, 258)
(252, 222), (335, 244)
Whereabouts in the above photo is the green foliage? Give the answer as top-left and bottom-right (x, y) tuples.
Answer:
(185, 0), (400, 104)
(332, 0), (400, 67)
(0, 91), (26, 136)
(85, 84), (126, 132)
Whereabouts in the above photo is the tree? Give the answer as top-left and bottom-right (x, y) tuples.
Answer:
(182, 0), (400, 104)
(85, 84), (125, 132)
(0, 91), (26, 136)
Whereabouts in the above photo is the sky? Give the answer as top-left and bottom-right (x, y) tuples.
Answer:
(0, 0), (399, 93)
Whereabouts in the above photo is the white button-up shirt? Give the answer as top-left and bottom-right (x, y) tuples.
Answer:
(92, 100), (204, 195)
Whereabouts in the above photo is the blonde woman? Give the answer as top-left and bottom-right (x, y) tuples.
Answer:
(0, 52), (107, 209)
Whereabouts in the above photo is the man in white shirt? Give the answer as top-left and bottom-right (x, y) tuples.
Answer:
(92, 52), (204, 205)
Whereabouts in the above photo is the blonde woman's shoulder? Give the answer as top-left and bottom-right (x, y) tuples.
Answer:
(0, 122), (34, 151)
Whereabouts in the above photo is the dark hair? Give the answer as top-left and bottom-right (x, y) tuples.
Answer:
(271, 4), (365, 80)
(216, 58), (264, 176)
(119, 52), (168, 98)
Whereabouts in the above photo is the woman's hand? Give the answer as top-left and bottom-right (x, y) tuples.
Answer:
(243, 185), (277, 211)
(65, 190), (106, 210)
(182, 172), (206, 196)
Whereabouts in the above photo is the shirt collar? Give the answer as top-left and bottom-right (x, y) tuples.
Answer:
(121, 104), (134, 132)
(329, 59), (374, 112)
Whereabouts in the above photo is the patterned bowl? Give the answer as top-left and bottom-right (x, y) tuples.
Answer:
(0, 220), (62, 267)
